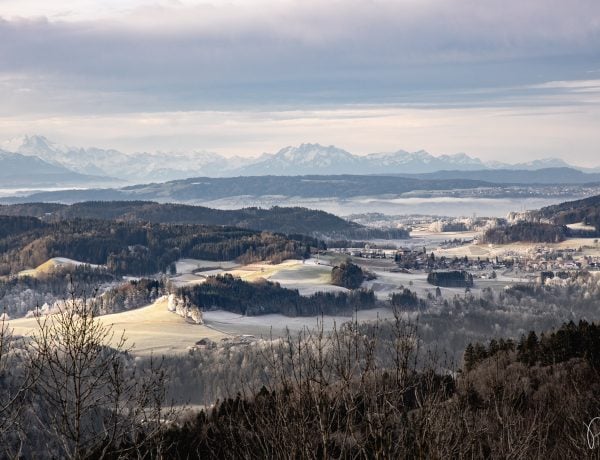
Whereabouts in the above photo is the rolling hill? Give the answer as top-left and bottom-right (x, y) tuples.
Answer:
(532, 194), (600, 233)
(0, 175), (493, 204)
(396, 167), (600, 184)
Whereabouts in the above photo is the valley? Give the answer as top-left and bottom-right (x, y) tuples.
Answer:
(4, 168), (600, 458)
(9, 207), (600, 355)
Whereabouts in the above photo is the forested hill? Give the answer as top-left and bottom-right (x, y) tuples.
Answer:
(0, 215), (320, 277)
(533, 193), (600, 233)
(0, 201), (408, 239)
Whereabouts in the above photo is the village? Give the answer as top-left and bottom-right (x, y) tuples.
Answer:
(331, 235), (600, 286)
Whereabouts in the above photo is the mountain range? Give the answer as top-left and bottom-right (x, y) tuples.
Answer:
(0, 135), (596, 186)
(239, 144), (577, 176)
(3, 135), (251, 183)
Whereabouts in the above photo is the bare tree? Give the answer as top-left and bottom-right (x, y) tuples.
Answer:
(0, 309), (34, 458)
(199, 309), (452, 459)
(26, 288), (171, 459)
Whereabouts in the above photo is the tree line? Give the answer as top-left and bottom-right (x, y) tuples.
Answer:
(178, 273), (376, 316)
(482, 221), (569, 244)
(427, 270), (474, 288)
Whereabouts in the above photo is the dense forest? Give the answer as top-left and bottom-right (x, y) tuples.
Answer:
(482, 221), (568, 244)
(389, 288), (422, 310)
(427, 270), (474, 288)
(179, 274), (376, 316)
(0, 215), (319, 277)
(464, 320), (600, 371)
(0, 201), (409, 240)
(97, 278), (167, 314)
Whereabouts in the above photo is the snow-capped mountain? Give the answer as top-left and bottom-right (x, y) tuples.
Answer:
(233, 143), (362, 175)
(233, 144), (496, 176)
(1, 135), (590, 182)
(7, 135), (243, 182)
(235, 144), (587, 176)
(361, 150), (487, 173)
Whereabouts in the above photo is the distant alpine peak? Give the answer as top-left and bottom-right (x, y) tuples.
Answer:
(441, 152), (480, 162)
(23, 134), (52, 146)
(273, 143), (356, 165)
(1, 134), (46, 152)
(8, 134), (71, 158)
(277, 143), (352, 156)
(18, 134), (58, 151)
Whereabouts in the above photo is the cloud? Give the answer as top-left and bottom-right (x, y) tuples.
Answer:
(0, 0), (599, 163)
(0, 0), (599, 114)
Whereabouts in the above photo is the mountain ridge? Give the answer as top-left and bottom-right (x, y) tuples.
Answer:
(0, 148), (117, 187)
(2, 135), (592, 183)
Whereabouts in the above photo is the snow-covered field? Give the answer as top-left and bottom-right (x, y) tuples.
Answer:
(5, 244), (538, 356)
(8, 297), (397, 354)
(8, 297), (227, 356)
(566, 222), (597, 232)
(203, 308), (398, 338)
(228, 259), (346, 295)
(8, 258), (354, 355)
(435, 237), (600, 259)
(171, 258), (345, 295)
(170, 259), (241, 286)
(18, 257), (102, 278)
(359, 264), (517, 299)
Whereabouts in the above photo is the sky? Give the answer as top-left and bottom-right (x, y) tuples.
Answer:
(1, 0), (599, 164)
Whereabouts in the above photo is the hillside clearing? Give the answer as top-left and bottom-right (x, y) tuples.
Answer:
(17, 257), (102, 278)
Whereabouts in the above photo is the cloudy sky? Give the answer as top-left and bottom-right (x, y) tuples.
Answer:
(1, 0), (599, 164)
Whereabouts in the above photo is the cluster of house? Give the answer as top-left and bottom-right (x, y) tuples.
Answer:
(502, 246), (600, 273)
(332, 245), (395, 259)
(332, 242), (600, 280)
(190, 334), (257, 351)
